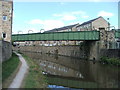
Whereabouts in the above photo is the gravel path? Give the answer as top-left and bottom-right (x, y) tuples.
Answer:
(9, 52), (29, 88)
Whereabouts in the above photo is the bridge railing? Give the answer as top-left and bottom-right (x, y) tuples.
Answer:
(12, 31), (100, 41)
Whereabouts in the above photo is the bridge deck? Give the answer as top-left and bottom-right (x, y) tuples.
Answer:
(12, 31), (100, 41)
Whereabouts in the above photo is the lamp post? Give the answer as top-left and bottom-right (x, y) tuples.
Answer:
(28, 30), (33, 34)
(40, 29), (44, 33)
(18, 31), (23, 34)
(107, 18), (110, 31)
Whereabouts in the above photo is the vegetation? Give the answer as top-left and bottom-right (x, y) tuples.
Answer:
(2, 53), (20, 82)
(21, 54), (48, 88)
(100, 56), (120, 66)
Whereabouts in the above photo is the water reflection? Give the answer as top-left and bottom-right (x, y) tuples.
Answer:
(40, 60), (84, 79)
(48, 85), (83, 90)
(22, 51), (119, 88)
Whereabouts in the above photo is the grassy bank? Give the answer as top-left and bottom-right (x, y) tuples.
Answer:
(100, 56), (120, 66)
(21, 54), (48, 88)
(2, 53), (20, 86)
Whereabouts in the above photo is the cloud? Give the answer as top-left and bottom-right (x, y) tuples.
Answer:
(71, 11), (86, 15)
(43, 20), (64, 30)
(27, 11), (89, 32)
(60, 2), (66, 5)
(53, 11), (89, 21)
(61, 15), (77, 21)
(53, 13), (77, 21)
(98, 11), (114, 17)
(28, 19), (64, 30)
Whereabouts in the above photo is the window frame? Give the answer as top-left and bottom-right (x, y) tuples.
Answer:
(2, 15), (7, 21)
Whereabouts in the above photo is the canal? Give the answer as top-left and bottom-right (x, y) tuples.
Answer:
(22, 51), (120, 88)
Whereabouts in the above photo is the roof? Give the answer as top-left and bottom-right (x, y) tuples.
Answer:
(77, 16), (102, 27)
(44, 23), (79, 33)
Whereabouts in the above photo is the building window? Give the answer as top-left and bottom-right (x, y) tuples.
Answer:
(2, 32), (7, 39)
(3, 15), (7, 21)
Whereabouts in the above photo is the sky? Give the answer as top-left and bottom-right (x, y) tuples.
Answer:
(12, 0), (119, 34)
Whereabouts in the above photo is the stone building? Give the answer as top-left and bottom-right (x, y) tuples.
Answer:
(76, 16), (109, 31)
(0, 0), (13, 42)
(0, 0), (13, 62)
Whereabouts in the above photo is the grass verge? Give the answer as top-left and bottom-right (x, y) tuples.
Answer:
(2, 53), (20, 87)
(100, 56), (120, 66)
(21, 54), (48, 88)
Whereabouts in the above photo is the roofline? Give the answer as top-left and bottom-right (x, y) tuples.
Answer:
(45, 23), (79, 32)
(76, 16), (106, 28)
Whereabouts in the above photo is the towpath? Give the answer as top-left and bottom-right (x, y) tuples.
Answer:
(9, 52), (28, 88)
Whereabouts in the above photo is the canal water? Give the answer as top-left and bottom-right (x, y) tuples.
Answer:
(22, 52), (120, 88)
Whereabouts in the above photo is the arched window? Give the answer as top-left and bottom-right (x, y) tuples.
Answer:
(2, 32), (7, 39)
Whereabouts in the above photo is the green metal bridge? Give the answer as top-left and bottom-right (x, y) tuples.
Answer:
(12, 30), (120, 41)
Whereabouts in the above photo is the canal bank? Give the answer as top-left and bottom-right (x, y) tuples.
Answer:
(21, 53), (48, 88)
(2, 52), (48, 88)
(21, 51), (120, 88)
(2, 52), (20, 88)
(9, 52), (29, 88)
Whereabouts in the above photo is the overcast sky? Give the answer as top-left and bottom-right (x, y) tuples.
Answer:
(12, 1), (118, 34)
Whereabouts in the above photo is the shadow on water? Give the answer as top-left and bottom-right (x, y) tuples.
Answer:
(22, 51), (120, 88)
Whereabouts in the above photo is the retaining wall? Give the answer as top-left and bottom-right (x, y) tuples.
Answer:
(13, 41), (120, 60)
(100, 49), (120, 58)
(13, 41), (98, 60)
(13, 45), (87, 59)
(0, 40), (12, 62)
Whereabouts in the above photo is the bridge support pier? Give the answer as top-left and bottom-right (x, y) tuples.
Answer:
(88, 28), (113, 60)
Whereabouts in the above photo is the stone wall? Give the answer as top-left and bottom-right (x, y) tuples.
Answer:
(13, 45), (87, 59)
(13, 41), (101, 60)
(0, 0), (13, 42)
(88, 41), (100, 60)
(100, 49), (120, 59)
(0, 40), (12, 62)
